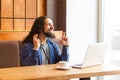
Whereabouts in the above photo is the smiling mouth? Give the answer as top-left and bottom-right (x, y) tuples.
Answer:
(48, 29), (53, 32)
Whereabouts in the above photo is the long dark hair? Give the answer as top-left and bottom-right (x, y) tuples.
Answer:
(22, 16), (50, 44)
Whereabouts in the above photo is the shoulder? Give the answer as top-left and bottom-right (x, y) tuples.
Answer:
(21, 42), (33, 49)
(46, 38), (59, 47)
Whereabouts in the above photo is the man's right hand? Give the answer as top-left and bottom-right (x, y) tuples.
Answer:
(33, 34), (40, 50)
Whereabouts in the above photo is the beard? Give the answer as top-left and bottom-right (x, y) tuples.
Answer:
(43, 31), (56, 39)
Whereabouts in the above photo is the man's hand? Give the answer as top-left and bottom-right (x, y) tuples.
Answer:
(33, 34), (40, 50)
(60, 32), (69, 47)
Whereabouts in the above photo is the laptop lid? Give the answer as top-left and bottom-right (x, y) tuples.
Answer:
(72, 43), (108, 68)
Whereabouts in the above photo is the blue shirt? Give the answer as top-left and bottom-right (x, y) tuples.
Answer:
(20, 38), (69, 66)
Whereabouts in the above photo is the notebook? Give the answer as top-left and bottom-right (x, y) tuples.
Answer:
(71, 43), (108, 68)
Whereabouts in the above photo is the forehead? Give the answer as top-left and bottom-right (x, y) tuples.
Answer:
(44, 18), (53, 23)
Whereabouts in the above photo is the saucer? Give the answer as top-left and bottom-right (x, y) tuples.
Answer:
(56, 66), (71, 70)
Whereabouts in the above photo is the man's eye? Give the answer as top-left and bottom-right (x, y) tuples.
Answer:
(48, 23), (51, 26)
(45, 23), (54, 26)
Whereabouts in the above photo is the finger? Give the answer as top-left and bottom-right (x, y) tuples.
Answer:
(33, 34), (38, 41)
(33, 34), (38, 38)
(62, 32), (66, 39)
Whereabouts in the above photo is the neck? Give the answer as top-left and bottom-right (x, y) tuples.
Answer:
(38, 33), (47, 45)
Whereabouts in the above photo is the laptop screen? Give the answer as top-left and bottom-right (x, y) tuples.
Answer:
(72, 43), (109, 68)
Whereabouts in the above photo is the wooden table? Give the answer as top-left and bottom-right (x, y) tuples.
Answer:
(0, 64), (120, 80)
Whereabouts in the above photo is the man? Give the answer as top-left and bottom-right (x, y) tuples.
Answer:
(20, 16), (90, 80)
(20, 16), (69, 66)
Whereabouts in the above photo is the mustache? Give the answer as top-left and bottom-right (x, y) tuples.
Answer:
(44, 31), (56, 39)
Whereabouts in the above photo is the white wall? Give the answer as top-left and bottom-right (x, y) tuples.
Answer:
(66, 0), (98, 64)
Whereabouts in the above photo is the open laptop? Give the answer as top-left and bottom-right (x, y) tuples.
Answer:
(71, 43), (109, 68)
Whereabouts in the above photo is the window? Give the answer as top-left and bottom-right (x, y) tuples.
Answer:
(102, 0), (120, 80)
(103, 0), (120, 58)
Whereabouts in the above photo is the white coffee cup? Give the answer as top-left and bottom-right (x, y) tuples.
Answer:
(59, 61), (69, 68)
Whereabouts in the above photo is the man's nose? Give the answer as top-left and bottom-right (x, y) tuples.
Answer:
(50, 25), (54, 30)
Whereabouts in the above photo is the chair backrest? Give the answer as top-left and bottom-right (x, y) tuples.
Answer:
(0, 41), (20, 68)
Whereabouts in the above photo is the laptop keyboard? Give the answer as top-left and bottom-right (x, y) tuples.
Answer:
(73, 63), (82, 66)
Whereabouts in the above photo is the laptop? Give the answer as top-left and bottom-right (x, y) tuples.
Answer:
(71, 43), (109, 68)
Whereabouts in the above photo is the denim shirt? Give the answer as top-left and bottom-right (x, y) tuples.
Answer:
(20, 39), (69, 66)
